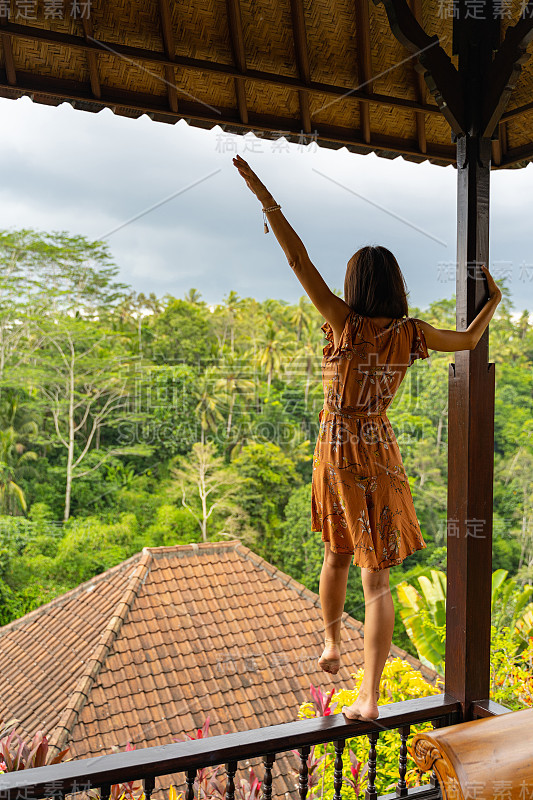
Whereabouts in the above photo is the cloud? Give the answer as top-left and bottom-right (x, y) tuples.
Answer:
(0, 94), (531, 313)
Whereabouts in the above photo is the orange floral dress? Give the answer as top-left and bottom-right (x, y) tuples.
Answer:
(311, 310), (430, 571)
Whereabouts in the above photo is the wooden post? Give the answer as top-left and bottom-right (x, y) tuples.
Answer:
(445, 4), (498, 721)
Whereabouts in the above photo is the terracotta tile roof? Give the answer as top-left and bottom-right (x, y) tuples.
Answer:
(0, 541), (442, 799)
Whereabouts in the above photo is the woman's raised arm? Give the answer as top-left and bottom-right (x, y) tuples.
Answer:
(418, 264), (502, 353)
(232, 154), (351, 331)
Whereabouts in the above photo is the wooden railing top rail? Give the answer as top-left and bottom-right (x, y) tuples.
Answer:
(0, 694), (462, 800)
(470, 699), (513, 718)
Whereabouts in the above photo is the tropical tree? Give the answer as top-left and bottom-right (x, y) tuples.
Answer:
(217, 348), (255, 442)
(26, 317), (138, 520)
(256, 319), (291, 397)
(183, 288), (203, 306)
(192, 366), (228, 445)
(491, 568), (533, 642)
(0, 228), (129, 318)
(169, 442), (247, 542)
(0, 427), (38, 515)
(218, 290), (246, 354)
(289, 295), (315, 343)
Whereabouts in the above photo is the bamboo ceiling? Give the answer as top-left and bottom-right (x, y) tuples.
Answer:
(0, 0), (532, 169)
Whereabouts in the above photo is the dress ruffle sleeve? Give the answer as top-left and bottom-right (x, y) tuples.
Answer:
(321, 310), (360, 359)
(408, 318), (430, 366)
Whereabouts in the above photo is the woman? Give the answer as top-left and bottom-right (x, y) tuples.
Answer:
(232, 153), (502, 721)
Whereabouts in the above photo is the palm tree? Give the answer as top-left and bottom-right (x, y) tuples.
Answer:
(184, 288), (203, 305)
(221, 291), (245, 354)
(0, 426), (38, 515)
(136, 291), (163, 315)
(287, 321), (323, 410)
(256, 320), (291, 398)
(217, 348), (256, 440)
(289, 296), (314, 343)
(193, 366), (228, 444)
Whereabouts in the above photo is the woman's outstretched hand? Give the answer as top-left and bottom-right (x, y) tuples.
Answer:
(232, 154), (270, 203)
(481, 264), (502, 302)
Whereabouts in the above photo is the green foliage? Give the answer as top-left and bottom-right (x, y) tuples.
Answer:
(491, 568), (533, 645)
(0, 227), (531, 636)
(396, 567), (533, 674)
(52, 514), (145, 583)
(396, 569), (447, 674)
(144, 503), (200, 546)
(169, 442), (248, 542)
(272, 484), (323, 590)
(490, 627), (533, 709)
(146, 298), (213, 365)
(231, 440), (302, 557)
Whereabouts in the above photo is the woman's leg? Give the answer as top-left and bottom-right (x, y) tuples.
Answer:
(342, 565), (394, 720)
(317, 540), (353, 674)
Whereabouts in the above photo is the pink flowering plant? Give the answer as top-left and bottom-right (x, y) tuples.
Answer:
(0, 726), (69, 771)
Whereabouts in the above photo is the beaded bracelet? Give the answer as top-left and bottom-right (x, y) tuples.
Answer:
(262, 203), (281, 233)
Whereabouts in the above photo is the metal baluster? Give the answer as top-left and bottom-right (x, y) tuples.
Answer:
(396, 724), (410, 797)
(99, 785), (111, 800)
(364, 731), (379, 800)
(333, 739), (345, 800)
(225, 760), (238, 800)
(298, 745), (311, 800)
(185, 768), (196, 800)
(261, 753), (275, 800)
(143, 776), (155, 800)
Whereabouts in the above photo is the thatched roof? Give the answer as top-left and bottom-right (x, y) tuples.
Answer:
(0, 0), (532, 168)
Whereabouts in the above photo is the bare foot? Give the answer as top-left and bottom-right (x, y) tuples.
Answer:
(342, 687), (380, 720)
(318, 640), (341, 674)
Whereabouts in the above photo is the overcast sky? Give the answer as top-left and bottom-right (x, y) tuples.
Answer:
(1, 94), (532, 316)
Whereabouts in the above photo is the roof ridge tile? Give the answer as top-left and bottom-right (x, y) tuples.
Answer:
(144, 541), (242, 557)
(47, 548), (153, 758)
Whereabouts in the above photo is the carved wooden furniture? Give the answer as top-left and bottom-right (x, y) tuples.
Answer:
(411, 706), (533, 800)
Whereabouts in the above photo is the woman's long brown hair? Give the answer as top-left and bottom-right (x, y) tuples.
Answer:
(344, 245), (410, 319)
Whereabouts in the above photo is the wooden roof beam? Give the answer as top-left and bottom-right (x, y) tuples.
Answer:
(498, 138), (533, 168)
(501, 97), (533, 122)
(490, 22), (509, 168)
(225, 0), (249, 126)
(371, 0), (465, 135)
(482, 5), (533, 138)
(0, 17), (17, 87)
(80, 17), (101, 99)
(409, 0), (427, 154)
(354, 0), (373, 145)
(289, 0), (312, 135)
(0, 21), (444, 118)
(157, 0), (178, 113)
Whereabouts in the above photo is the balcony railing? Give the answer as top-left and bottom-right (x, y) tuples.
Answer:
(1, 693), (498, 800)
